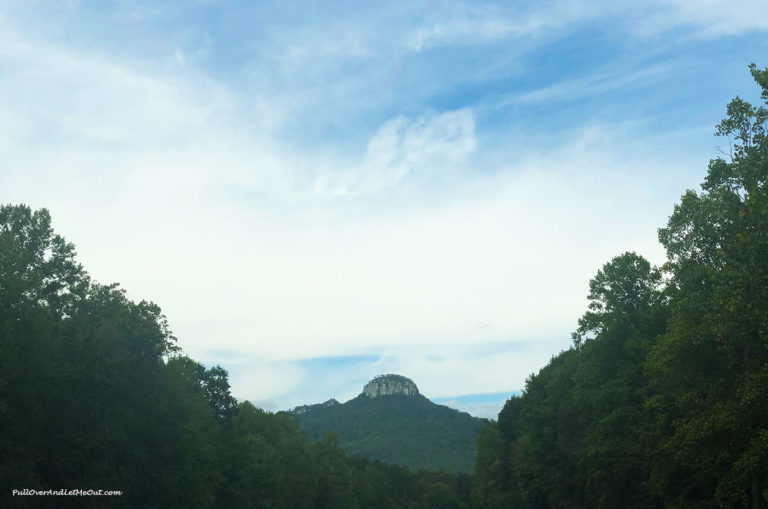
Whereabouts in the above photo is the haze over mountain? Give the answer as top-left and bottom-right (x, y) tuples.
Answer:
(293, 375), (486, 473)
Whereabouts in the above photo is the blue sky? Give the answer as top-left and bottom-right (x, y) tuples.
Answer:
(1, 0), (767, 418)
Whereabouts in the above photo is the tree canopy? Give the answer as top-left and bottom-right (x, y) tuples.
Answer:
(473, 63), (768, 509)
(0, 204), (471, 508)
(3, 62), (767, 509)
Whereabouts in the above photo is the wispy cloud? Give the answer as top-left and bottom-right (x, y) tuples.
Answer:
(405, 3), (525, 52)
(0, 0), (764, 415)
(314, 109), (476, 195)
(500, 63), (673, 106)
(638, 0), (768, 37)
(404, 0), (768, 55)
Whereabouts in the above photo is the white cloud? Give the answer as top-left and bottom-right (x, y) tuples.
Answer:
(404, 0), (768, 52)
(441, 399), (508, 420)
(0, 29), (699, 401)
(314, 110), (476, 195)
(405, 4), (523, 52)
(0, 2), (742, 415)
(226, 358), (304, 403)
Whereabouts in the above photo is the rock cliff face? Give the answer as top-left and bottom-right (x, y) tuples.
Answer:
(361, 374), (420, 398)
(292, 398), (340, 415)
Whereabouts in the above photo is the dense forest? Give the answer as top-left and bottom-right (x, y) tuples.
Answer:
(0, 212), (471, 509)
(1, 64), (767, 508)
(471, 64), (768, 509)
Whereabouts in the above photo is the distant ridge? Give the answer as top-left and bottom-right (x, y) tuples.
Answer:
(292, 374), (486, 472)
(292, 398), (340, 415)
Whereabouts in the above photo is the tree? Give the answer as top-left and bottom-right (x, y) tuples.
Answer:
(467, 64), (768, 509)
(167, 356), (238, 425)
(649, 63), (768, 508)
(572, 251), (663, 347)
(1, 203), (476, 508)
(0, 205), (89, 496)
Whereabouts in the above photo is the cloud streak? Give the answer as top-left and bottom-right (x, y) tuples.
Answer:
(314, 109), (476, 195)
(0, 0), (765, 417)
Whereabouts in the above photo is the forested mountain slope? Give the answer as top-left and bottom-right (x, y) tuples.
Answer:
(295, 375), (485, 473)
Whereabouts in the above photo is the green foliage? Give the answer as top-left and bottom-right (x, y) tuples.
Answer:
(296, 393), (485, 473)
(474, 64), (768, 509)
(5, 63), (768, 508)
(0, 203), (470, 508)
(167, 356), (238, 425)
(648, 62), (768, 508)
(572, 251), (663, 346)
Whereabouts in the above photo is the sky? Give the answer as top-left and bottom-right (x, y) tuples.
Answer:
(1, 0), (767, 418)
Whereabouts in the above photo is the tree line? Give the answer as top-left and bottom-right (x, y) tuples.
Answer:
(471, 64), (768, 509)
(0, 211), (469, 508)
(1, 64), (766, 508)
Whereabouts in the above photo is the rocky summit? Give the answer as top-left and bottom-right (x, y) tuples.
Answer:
(361, 374), (420, 398)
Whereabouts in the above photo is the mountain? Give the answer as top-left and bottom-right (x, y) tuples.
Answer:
(292, 374), (486, 473)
